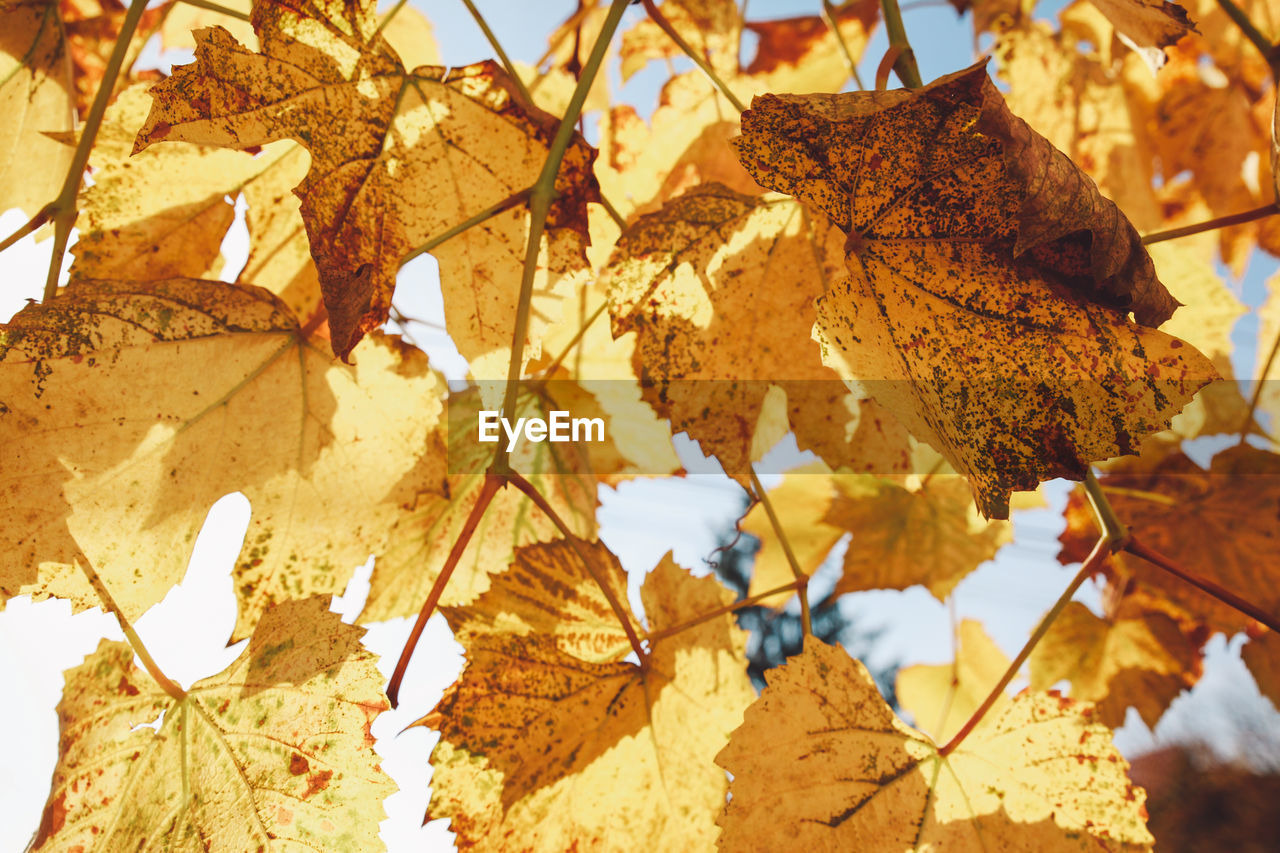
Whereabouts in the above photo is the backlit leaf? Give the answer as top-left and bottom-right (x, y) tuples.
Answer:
(717, 639), (1153, 851)
(31, 597), (393, 852)
(733, 64), (1216, 517)
(896, 619), (1015, 744)
(0, 279), (446, 640)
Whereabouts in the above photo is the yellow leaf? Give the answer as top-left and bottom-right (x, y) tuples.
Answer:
(741, 462), (844, 606)
(718, 639), (1153, 851)
(826, 470), (1012, 600)
(424, 554), (754, 851)
(1086, 0), (1197, 54)
(896, 619), (1014, 743)
(135, 4), (599, 363)
(0, 0), (75, 219)
(359, 386), (598, 621)
(606, 182), (913, 478)
(619, 0), (741, 82)
(31, 597), (394, 852)
(733, 64), (1217, 518)
(743, 0), (879, 93)
(1030, 600), (1203, 728)
(0, 279), (446, 640)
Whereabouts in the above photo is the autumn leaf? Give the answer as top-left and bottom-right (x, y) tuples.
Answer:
(31, 597), (394, 852)
(620, 0), (741, 82)
(606, 182), (913, 477)
(1059, 444), (1280, 635)
(1030, 600), (1203, 728)
(1086, 0), (1197, 60)
(1242, 628), (1280, 711)
(733, 63), (1217, 518)
(741, 462), (845, 606)
(744, 0), (879, 93)
(717, 639), (1153, 851)
(0, 0), (75, 219)
(134, 0), (600, 364)
(359, 385), (598, 621)
(425, 553), (754, 851)
(896, 619), (1014, 743)
(0, 278), (446, 640)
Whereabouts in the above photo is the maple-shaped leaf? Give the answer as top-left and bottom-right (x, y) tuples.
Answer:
(1030, 600), (1203, 728)
(1059, 445), (1280, 635)
(134, 0), (599, 363)
(606, 182), (913, 478)
(425, 554), (755, 850)
(31, 597), (394, 851)
(825, 467), (1012, 599)
(896, 619), (1015, 743)
(1, 0), (75, 218)
(359, 385), (598, 622)
(733, 64), (1217, 518)
(0, 279), (446, 640)
(717, 639), (1153, 851)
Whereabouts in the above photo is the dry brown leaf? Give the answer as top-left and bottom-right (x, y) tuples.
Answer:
(0, 279), (446, 640)
(1030, 600), (1203, 728)
(135, 1), (599, 365)
(425, 555), (754, 851)
(717, 639), (1153, 851)
(896, 619), (1014, 743)
(1059, 444), (1280, 635)
(1088, 0), (1197, 53)
(826, 469), (1012, 600)
(31, 597), (394, 852)
(1242, 628), (1280, 710)
(734, 64), (1217, 518)
(606, 182), (914, 478)
(744, 0), (879, 93)
(359, 386), (598, 622)
(0, 0), (75, 219)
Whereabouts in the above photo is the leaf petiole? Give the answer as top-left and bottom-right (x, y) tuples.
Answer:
(749, 469), (812, 636)
(640, 0), (747, 112)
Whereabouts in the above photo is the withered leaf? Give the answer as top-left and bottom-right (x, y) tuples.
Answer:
(717, 639), (1153, 851)
(0, 279), (446, 640)
(31, 597), (394, 852)
(425, 555), (754, 851)
(733, 64), (1216, 518)
(135, 0), (599, 365)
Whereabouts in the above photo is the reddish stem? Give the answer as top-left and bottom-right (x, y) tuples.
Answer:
(1125, 536), (1280, 633)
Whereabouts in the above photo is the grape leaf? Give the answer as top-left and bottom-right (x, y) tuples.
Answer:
(620, 0), (741, 81)
(896, 619), (1015, 743)
(1059, 444), (1280, 635)
(425, 554), (754, 851)
(0, 0), (75, 219)
(605, 182), (913, 478)
(717, 639), (1153, 851)
(733, 63), (1217, 518)
(1030, 600), (1203, 728)
(31, 597), (394, 852)
(134, 0), (600, 364)
(741, 462), (844, 606)
(1086, 0), (1197, 56)
(744, 0), (879, 93)
(0, 279), (446, 640)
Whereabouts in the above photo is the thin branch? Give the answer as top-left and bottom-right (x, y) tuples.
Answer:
(879, 0), (923, 88)
(505, 470), (649, 664)
(598, 193), (627, 229)
(1084, 469), (1129, 551)
(749, 469), (811, 636)
(1125, 536), (1280, 633)
(644, 578), (806, 644)
(76, 559), (186, 701)
(640, 0), (747, 112)
(173, 0), (251, 21)
(1240, 323), (1280, 444)
(0, 203), (53, 254)
(373, 0), (409, 35)
(938, 536), (1109, 757)
(387, 473), (504, 707)
(40, 0), (152, 302)
(495, 0), (632, 470)
(400, 187), (531, 264)
(820, 0), (866, 90)
(540, 299), (607, 376)
(459, 0), (535, 103)
(1140, 202), (1280, 245)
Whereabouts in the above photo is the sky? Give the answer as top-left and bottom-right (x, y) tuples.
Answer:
(2, 1), (1279, 851)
